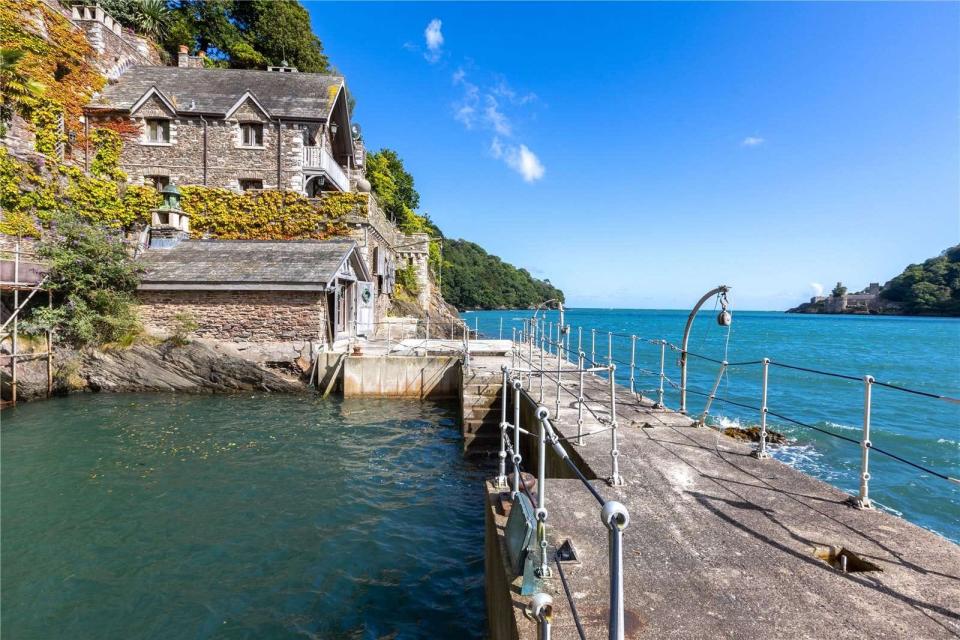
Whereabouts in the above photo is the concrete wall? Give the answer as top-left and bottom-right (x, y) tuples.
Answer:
(138, 289), (327, 343)
(342, 356), (460, 399)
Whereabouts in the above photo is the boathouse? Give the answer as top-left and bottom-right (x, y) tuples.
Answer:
(137, 239), (375, 344)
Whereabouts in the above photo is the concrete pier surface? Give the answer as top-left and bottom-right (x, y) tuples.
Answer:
(476, 352), (960, 639)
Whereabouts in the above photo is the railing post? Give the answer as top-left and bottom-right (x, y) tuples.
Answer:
(752, 358), (771, 459)
(496, 365), (509, 489)
(656, 340), (666, 409)
(529, 592), (553, 640)
(426, 317), (430, 342)
(602, 501), (629, 640)
(539, 334), (545, 402)
(629, 335), (636, 397)
(512, 379), (523, 498)
(512, 328), (517, 369)
(680, 347), (688, 414)
(577, 326), (583, 356)
(609, 364), (623, 486)
(591, 329), (596, 371)
(607, 331), (613, 367)
(856, 375), (875, 509)
(548, 321), (553, 355)
(555, 333), (563, 419)
(577, 351), (586, 446)
(499, 317), (503, 340)
(535, 406), (552, 578)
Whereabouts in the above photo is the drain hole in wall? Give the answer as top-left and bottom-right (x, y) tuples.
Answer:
(813, 545), (882, 573)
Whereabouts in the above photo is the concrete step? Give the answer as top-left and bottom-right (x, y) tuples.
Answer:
(462, 419), (504, 436)
(462, 394), (504, 410)
(462, 383), (502, 396)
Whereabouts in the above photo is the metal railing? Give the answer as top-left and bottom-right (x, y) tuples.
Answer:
(495, 316), (960, 508)
(482, 311), (958, 638)
(497, 329), (633, 640)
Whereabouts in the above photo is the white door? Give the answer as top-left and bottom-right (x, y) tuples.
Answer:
(355, 281), (375, 336)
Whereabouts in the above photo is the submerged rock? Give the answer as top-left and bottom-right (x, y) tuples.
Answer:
(723, 425), (788, 445)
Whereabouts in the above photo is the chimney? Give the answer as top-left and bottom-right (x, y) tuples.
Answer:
(178, 45), (189, 68)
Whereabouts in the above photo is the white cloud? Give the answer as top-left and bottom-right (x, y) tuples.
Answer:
(484, 95), (511, 136)
(741, 136), (765, 147)
(424, 19), (444, 62)
(810, 282), (824, 297)
(443, 55), (544, 183)
(493, 141), (544, 182)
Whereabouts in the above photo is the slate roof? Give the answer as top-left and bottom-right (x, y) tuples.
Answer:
(90, 66), (344, 120)
(138, 240), (365, 291)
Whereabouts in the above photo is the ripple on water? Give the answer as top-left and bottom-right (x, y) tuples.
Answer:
(1, 394), (490, 640)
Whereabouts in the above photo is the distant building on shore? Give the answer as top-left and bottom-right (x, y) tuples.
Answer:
(794, 282), (901, 315)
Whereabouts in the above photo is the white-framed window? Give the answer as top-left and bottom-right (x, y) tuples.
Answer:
(240, 122), (263, 147)
(145, 119), (170, 143)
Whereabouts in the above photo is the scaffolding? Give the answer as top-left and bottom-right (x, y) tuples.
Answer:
(1, 239), (52, 408)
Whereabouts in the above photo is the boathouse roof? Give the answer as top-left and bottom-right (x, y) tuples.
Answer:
(89, 66), (345, 121)
(137, 239), (371, 291)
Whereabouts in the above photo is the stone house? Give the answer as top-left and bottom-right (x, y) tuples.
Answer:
(137, 239), (374, 344)
(84, 59), (358, 195)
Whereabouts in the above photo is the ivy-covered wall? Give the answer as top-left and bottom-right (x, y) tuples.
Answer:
(0, 129), (362, 241)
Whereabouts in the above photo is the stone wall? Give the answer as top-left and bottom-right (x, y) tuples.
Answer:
(89, 110), (306, 192)
(70, 5), (160, 79)
(138, 290), (328, 343)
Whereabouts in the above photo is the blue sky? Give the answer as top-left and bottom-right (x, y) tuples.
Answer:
(309, 2), (959, 310)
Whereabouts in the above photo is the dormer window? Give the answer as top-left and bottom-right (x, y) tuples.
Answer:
(240, 123), (263, 147)
(145, 119), (170, 143)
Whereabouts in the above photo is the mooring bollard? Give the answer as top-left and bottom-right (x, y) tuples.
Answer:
(512, 379), (523, 498)
(629, 335), (637, 397)
(602, 501), (629, 640)
(856, 375), (875, 509)
(497, 366), (509, 489)
(577, 351), (586, 446)
(535, 406), (552, 578)
(753, 358), (771, 459)
(609, 364), (623, 486)
(656, 339), (666, 409)
(529, 592), (553, 640)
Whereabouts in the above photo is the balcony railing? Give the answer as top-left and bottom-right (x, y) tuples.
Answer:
(302, 146), (349, 192)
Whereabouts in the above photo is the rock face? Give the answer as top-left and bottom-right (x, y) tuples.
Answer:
(82, 342), (306, 393)
(2, 339), (311, 401)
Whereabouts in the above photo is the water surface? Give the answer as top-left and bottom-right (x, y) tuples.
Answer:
(1, 394), (487, 639)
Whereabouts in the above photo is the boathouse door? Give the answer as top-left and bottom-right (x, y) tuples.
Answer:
(355, 281), (375, 336)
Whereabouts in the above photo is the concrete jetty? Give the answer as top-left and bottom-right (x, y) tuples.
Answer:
(472, 349), (960, 639)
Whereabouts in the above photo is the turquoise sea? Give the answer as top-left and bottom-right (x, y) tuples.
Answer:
(466, 308), (960, 542)
(1, 396), (487, 639)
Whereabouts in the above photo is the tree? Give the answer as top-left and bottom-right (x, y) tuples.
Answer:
(831, 282), (847, 297)
(0, 48), (46, 133)
(157, 1), (329, 73)
(27, 213), (143, 346)
(881, 245), (960, 315)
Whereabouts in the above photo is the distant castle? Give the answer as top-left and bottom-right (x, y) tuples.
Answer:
(800, 282), (901, 315)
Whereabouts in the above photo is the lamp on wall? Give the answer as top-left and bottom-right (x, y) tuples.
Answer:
(330, 122), (338, 138)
